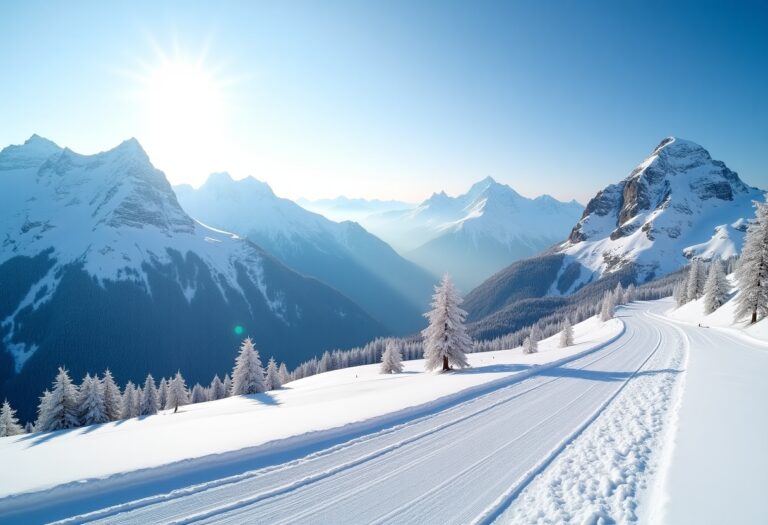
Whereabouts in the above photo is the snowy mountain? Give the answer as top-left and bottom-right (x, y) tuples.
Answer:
(0, 136), (385, 420)
(362, 177), (583, 291)
(296, 196), (414, 223)
(463, 137), (765, 329)
(175, 174), (435, 334)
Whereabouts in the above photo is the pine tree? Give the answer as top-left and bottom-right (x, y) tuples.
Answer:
(265, 357), (282, 390)
(121, 381), (138, 419)
(278, 363), (291, 385)
(101, 369), (122, 421)
(191, 384), (207, 404)
(559, 318), (574, 348)
(35, 367), (80, 432)
(422, 274), (472, 372)
(673, 279), (688, 307)
(704, 259), (730, 314)
(686, 259), (706, 301)
(736, 203), (768, 323)
(600, 291), (615, 321)
(165, 371), (190, 412)
(523, 325), (540, 354)
(222, 374), (232, 397)
(78, 373), (108, 426)
(231, 338), (267, 395)
(140, 374), (159, 416)
(380, 341), (404, 374)
(209, 375), (226, 400)
(0, 399), (23, 437)
(158, 377), (169, 409)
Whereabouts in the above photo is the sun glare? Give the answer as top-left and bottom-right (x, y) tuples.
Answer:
(136, 56), (233, 186)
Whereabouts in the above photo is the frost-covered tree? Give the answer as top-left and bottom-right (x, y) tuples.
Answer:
(673, 279), (688, 307)
(101, 369), (122, 421)
(231, 338), (266, 395)
(278, 363), (291, 385)
(317, 351), (331, 374)
(24, 422), (34, 434)
(121, 381), (139, 419)
(222, 374), (232, 397)
(736, 202), (768, 324)
(559, 318), (574, 348)
(0, 399), (23, 437)
(265, 357), (281, 390)
(704, 259), (730, 314)
(35, 367), (80, 432)
(190, 383), (207, 404)
(600, 291), (615, 321)
(422, 274), (471, 372)
(686, 259), (706, 302)
(523, 325), (540, 354)
(165, 372), (189, 412)
(78, 373), (108, 426)
(158, 377), (169, 409)
(209, 375), (226, 401)
(380, 341), (404, 374)
(140, 374), (159, 416)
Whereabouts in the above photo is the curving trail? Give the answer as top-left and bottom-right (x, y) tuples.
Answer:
(38, 301), (689, 525)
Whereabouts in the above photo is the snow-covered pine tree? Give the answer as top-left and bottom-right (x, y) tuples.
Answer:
(165, 371), (189, 412)
(158, 377), (169, 409)
(222, 374), (232, 397)
(35, 367), (80, 432)
(191, 383), (207, 404)
(317, 351), (331, 374)
(24, 422), (34, 434)
(559, 318), (574, 348)
(736, 202), (768, 324)
(600, 291), (615, 321)
(209, 375), (226, 400)
(265, 357), (281, 390)
(704, 259), (730, 314)
(278, 363), (291, 385)
(685, 259), (706, 301)
(78, 373), (108, 426)
(0, 399), (23, 437)
(523, 325), (540, 354)
(231, 338), (267, 395)
(422, 274), (471, 372)
(101, 369), (122, 421)
(380, 341), (404, 374)
(121, 381), (138, 419)
(673, 279), (688, 307)
(140, 374), (159, 415)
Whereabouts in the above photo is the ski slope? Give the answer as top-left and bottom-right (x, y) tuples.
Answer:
(2, 299), (766, 524)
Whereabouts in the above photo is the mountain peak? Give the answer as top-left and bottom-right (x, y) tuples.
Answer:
(0, 134), (63, 169)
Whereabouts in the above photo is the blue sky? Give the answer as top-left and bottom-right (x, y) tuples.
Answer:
(1, 0), (766, 203)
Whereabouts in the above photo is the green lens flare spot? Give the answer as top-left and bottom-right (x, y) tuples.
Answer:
(234, 325), (244, 335)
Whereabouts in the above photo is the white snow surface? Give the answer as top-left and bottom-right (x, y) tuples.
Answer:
(557, 137), (765, 293)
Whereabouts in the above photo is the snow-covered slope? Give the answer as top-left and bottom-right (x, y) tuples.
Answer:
(557, 137), (764, 292)
(0, 136), (385, 421)
(175, 174), (435, 334)
(363, 177), (583, 291)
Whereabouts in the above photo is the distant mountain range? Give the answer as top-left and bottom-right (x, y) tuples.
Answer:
(175, 174), (436, 334)
(297, 196), (414, 223)
(360, 177), (584, 291)
(0, 136), (386, 421)
(464, 137), (765, 333)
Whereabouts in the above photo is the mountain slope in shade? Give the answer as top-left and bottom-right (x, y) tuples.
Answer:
(463, 137), (764, 329)
(0, 136), (385, 421)
(362, 177), (583, 291)
(175, 174), (435, 334)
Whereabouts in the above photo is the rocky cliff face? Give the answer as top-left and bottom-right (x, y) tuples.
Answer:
(561, 137), (763, 289)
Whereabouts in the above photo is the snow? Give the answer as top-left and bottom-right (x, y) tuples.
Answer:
(559, 137), (765, 293)
(0, 316), (620, 515)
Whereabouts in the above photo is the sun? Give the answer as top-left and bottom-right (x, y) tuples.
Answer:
(135, 55), (233, 186)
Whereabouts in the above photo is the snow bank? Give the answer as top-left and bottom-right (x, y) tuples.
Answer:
(0, 317), (620, 500)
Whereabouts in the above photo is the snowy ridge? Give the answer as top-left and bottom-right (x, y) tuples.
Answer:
(557, 137), (764, 292)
